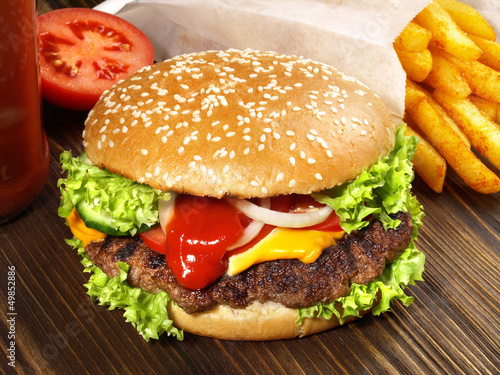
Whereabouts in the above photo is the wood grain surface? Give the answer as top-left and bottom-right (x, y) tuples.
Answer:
(1, 1), (499, 374)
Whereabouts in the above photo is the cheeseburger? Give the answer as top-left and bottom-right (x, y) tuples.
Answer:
(58, 49), (424, 341)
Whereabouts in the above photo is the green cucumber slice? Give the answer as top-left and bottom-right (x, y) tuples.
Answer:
(76, 200), (129, 236)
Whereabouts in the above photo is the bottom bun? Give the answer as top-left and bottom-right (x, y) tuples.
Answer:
(167, 299), (376, 341)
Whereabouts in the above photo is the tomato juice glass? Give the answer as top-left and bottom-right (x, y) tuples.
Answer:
(0, 0), (50, 224)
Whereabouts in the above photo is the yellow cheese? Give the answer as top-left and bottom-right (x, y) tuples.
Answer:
(67, 208), (106, 247)
(226, 228), (345, 276)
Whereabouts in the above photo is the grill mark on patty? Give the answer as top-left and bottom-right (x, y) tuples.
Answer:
(113, 240), (139, 262)
(146, 251), (166, 269)
(85, 212), (413, 314)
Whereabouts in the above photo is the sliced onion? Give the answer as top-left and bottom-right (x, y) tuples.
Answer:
(227, 198), (270, 250)
(158, 193), (177, 234)
(228, 197), (333, 228)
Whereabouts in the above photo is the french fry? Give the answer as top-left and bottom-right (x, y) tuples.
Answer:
(395, 48), (433, 82)
(405, 125), (447, 193)
(414, 1), (482, 61)
(436, 0), (496, 41)
(405, 85), (500, 194)
(423, 47), (471, 98)
(394, 21), (433, 52)
(468, 95), (498, 122)
(433, 89), (500, 171)
(468, 34), (500, 72)
(450, 57), (500, 103)
(407, 79), (471, 148)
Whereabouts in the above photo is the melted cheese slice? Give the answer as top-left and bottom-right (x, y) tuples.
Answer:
(227, 228), (345, 276)
(67, 208), (106, 247)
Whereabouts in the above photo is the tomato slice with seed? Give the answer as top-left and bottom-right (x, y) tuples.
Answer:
(37, 8), (154, 111)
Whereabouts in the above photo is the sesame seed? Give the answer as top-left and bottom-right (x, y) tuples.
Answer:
(289, 179), (296, 187)
(141, 149), (148, 155)
(315, 173), (323, 180)
(289, 157), (296, 166)
(251, 180), (259, 187)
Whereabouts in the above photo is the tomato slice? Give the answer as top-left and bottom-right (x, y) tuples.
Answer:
(139, 225), (167, 254)
(37, 8), (154, 111)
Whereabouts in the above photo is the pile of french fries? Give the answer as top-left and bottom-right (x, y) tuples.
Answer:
(394, 0), (500, 194)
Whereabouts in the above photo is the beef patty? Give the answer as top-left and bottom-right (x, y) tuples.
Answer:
(85, 212), (413, 314)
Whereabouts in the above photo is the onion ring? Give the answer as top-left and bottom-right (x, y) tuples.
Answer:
(228, 197), (333, 228)
(158, 193), (177, 234)
(227, 198), (270, 250)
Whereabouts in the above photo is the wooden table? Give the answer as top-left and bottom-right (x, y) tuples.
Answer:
(1, 1), (499, 373)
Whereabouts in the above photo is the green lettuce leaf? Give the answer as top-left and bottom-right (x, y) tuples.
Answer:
(313, 123), (419, 233)
(66, 238), (183, 342)
(58, 151), (169, 235)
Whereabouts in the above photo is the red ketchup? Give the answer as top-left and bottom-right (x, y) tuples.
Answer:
(164, 195), (246, 290)
(0, 0), (50, 223)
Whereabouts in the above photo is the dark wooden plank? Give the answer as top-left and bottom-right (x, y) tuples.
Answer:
(1, 1), (498, 374)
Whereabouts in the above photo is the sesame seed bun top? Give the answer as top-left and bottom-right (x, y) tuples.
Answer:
(83, 49), (396, 198)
